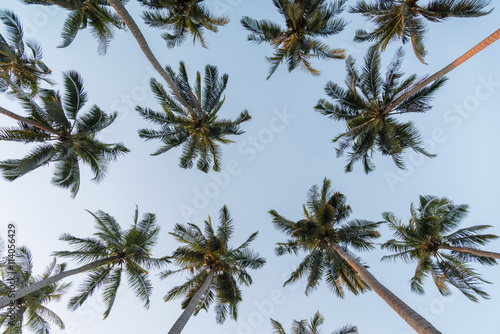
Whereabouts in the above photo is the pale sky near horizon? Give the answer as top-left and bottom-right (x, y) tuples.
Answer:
(1, 0), (500, 333)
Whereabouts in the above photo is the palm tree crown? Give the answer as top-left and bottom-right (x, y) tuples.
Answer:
(349, 0), (492, 63)
(0, 71), (129, 197)
(315, 47), (446, 173)
(139, 0), (229, 48)
(270, 178), (379, 297)
(20, 0), (125, 55)
(163, 206), (266, 325)
(382, 195), (499, 301)
(137, 62), (250, 172)
(271, 311), (358, 334)
(241, 0), (347, 79)
(53, 207), (170, 318)
(0, 10), (51, 96)
(0, 247), (69, 334)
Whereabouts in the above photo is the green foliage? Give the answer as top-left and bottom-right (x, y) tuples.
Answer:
(271, 178), (380, 297)
(52, 207), (170, 318)
(0, 71), (129, 197)
(137, 62), (250, 172)
(241, 0), (347, 78)
(270, 311), (358, 334)
(139, 0), (229, 48)
(0, 247), (69, 334)
(382, 195), (499, 301)
(163, 206), (265, 324)
(315, 47), (445, 173)
(19, 0), (125, 55)
(0, 10), (51, 96)
(350, 0), (492, 63)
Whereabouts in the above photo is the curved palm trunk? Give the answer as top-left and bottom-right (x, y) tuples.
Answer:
(440, 244), (500, 260)
(0, 256), (117, 309)
(325, 238), (441, 334)
(168, 267), (216, 334)
(0, 105), (60, 136)
(386, 28), (500, 114)
(105, 0), (202, 120)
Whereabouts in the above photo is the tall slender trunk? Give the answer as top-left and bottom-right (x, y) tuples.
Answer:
(385, 28), (500, 114)
(105, 0), (202, 121)
(440, 244), (500, 260)
(0, 256), (117, 309)
(167, 267), (216, 334)
(325, 238), (441, 334)
(0, 106), (60, 136)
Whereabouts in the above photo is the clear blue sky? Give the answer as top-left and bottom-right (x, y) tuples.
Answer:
(1, 0), (499, 333)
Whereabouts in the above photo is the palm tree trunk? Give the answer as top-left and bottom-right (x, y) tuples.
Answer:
(0, 105), (60, 136)
(105, 0), (201, 121)
(385, 28), (500, 114)
(167, 267), (216, 334)
(0, 256), (117, 309)
(440, 244), (500, 260)
(325, 238), (441, 334)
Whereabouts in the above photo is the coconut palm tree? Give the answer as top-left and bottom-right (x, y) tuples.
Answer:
(18, 0), (124, 55)
(137, 62), (250, 172)
(241, 0), (347, 79)
(106, 0), (209, 120)
(0, 10), (51, 96)
(382, 195), (500, 302)
(349, 0), (492, 63)
(315, 47), (445, 173)
(271, 178), (441, 334)
(163, 206), (266, 334)
(0, 70), (129, 197)
(0, 247), (69, 334)
(270, 311), (358, 334)
(138, 0), (229, 48)
(0, 207), (170, 317)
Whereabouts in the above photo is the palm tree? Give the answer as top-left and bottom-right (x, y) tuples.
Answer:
(0, 10), (51, 96)
(315, 47), (445, 173)
(0, 207), (169, 317)
(106, 0), (219, 139)
(271, 178), (441, 334)
(241, 0), (347, 79)
(0, 247), (69, 334)
(0, 71), (129, 197)
(138, 0), (229, 48)
(137, 62), (250, 172)
(163, 206), (266, 334)
(270, 311), (358, 334)
(382, 195), (500, 302)
(18, 0), (124, 55)
(349, 0), (492, 63)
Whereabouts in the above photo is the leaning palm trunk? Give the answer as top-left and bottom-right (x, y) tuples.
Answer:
(386, 28), (500, 114)
(0, 105), (60, 135)
(168, 267), (216, 334)
(325, 238), (441, 334)
(0, 256), (117, 308)
(105, 0), (201, 119)
(440, 244), (500, 260)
